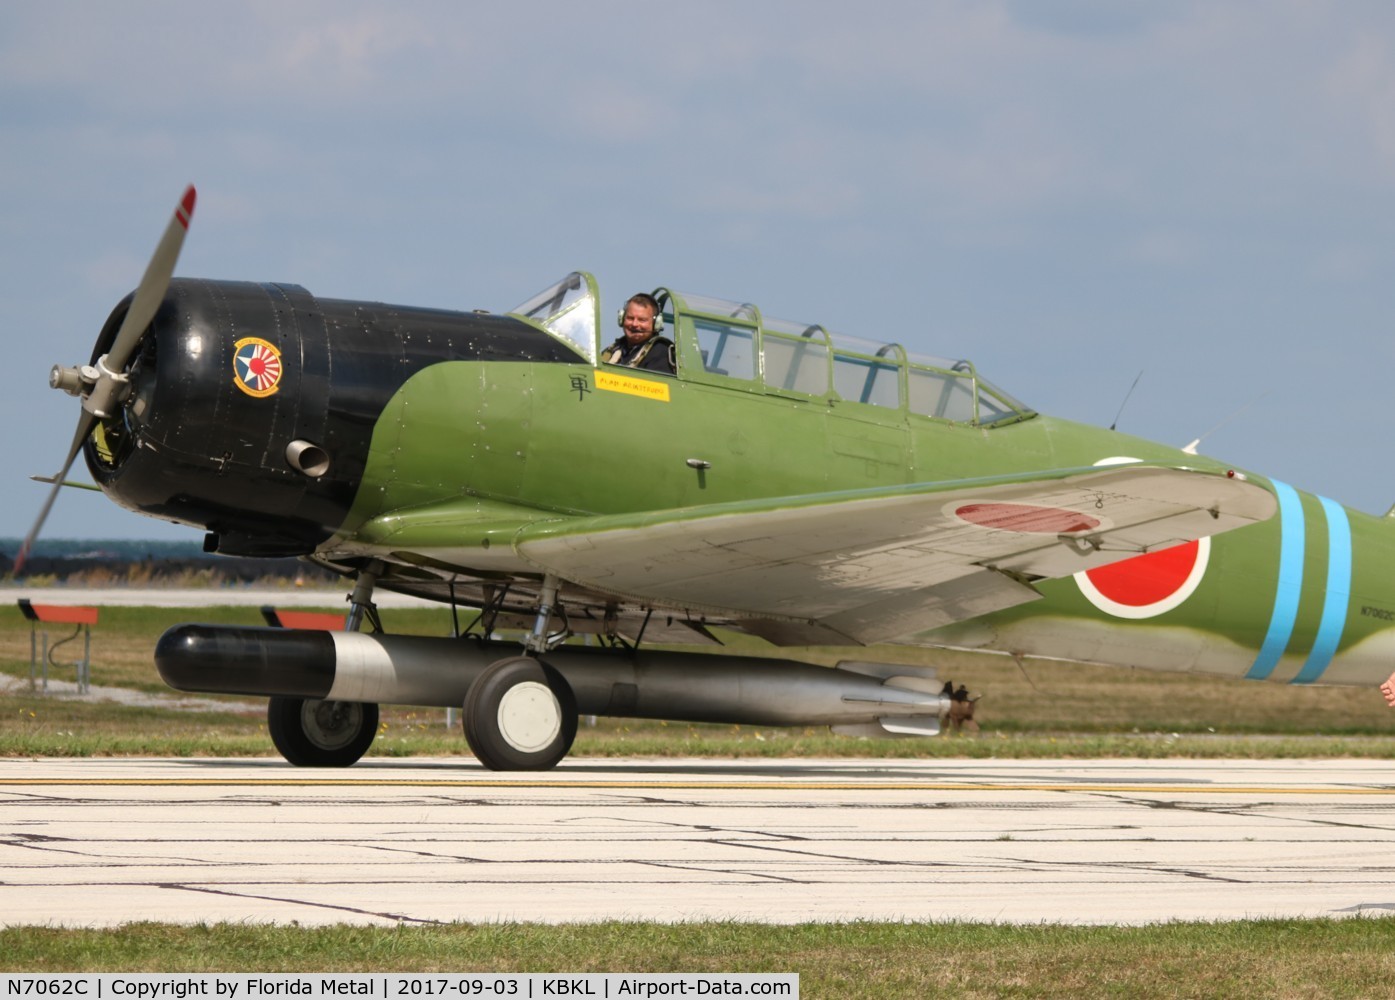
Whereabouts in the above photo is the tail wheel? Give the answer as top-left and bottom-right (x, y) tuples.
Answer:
(267, 696), (378, 767)
(463, 656), (577, 771)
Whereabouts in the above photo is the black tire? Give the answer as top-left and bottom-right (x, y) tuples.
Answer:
(267, 696), (378, 767)
(463, 656), (577, 771)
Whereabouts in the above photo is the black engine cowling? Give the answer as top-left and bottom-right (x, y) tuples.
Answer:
(86, 278), (581, 556)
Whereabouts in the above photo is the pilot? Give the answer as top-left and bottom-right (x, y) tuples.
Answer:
(602, 293), (675, 374)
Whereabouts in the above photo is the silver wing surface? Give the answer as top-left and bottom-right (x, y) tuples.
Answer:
(511, 464), (1276, 644)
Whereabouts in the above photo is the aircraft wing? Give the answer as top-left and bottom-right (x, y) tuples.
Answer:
(512, 464), (1277, 644)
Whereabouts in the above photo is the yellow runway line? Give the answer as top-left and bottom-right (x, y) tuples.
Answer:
(1, 777), (1394, 794)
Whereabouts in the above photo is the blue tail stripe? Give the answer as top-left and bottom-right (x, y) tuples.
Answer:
(1293, 496), (1352, 684)
(1247, 480), (1304, 680)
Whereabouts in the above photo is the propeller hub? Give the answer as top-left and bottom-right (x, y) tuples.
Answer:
(49, 365), (87, 396)
(80, 354), (132, 419)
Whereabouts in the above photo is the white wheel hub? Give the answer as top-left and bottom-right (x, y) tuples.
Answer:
(496, 680), (562, 753)
(301, 700), (361, 750)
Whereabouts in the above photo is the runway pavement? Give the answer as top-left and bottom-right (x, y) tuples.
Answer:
(5, 756), (1395, 927)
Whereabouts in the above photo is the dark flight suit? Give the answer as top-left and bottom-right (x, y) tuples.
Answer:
(602, 335), (676, 375)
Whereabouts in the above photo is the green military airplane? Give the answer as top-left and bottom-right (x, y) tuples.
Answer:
(22, 187), (1394, 770)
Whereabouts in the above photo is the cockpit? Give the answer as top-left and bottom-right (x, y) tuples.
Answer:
(510, 271), (1033, 428)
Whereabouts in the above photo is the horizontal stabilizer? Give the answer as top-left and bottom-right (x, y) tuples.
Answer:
(832, 715), (943, 738)
(837, 660), (939, 684)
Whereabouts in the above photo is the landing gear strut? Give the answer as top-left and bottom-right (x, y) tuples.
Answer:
(268, 564), (384, 768)
(345, 563), (383, 632)
(463, 573), (579, 771)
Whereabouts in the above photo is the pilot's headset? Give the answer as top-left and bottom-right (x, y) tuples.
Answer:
(617, 296), (664, 334)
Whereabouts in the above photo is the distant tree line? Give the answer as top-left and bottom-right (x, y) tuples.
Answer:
(0, 540), (341, 585)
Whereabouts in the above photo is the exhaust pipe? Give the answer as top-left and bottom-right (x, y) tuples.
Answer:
(156, 625), (950, 735)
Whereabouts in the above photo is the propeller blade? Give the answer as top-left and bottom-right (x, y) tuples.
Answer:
(16, 184), (197, 575)
(104, 184), (196, 373)
(15, 412), (96, 575)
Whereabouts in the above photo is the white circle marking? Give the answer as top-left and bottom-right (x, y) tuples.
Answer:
(496, 680), (562, 753)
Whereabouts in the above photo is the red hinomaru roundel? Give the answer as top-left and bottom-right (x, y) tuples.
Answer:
(952, 502), (1102, 535)
(946, 495), (1211, 620)
(1074, 537), (1211, 619)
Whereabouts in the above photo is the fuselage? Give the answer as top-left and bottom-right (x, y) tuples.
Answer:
(90, 274), (1395, 689)
(335, 351), (1395, 688)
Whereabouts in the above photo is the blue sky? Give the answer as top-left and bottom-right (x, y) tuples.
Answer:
(3, 1), (1395, 541)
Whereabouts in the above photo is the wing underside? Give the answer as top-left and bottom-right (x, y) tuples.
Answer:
(503, 463), (1276, 644)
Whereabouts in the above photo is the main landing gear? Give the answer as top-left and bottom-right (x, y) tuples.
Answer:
(463, 656), (578, 770)
(267, 696), (379, 767)
(464, 573), (579, 771)
(266, 564), (383, 768)
(266, 569), (580, 771)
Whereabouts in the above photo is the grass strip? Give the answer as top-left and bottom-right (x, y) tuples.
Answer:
(5, 695), (1395, 758)
(4, 919), (1395, 998)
